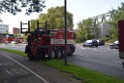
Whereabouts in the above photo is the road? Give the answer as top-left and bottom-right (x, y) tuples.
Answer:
(0, 44), (124, 80)
(0, 52), (48, 83)
(0, 48), (78, 83)
(69, 44), (124, 79)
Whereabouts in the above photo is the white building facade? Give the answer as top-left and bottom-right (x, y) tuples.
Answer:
(0, 23), (9, 34)
(98, 23), (112, 37)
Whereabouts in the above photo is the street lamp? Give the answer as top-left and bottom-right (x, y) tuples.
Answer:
(64, 0), (67, 65)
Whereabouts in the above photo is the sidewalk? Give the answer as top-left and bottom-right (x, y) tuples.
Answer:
(1, 50), (82, 83)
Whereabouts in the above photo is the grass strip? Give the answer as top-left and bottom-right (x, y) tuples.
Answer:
(0, 48), (26, 57)
(42, 59), (124, 83)
(0, 48), (124, 83)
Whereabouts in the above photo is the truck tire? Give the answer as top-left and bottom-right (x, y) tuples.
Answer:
(49, 48), (56, 59)
(57, 48), (63, 59)
(26, 45), (35, 60)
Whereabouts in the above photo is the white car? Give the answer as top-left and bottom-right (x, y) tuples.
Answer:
(110, 41), (119, 49)
(11, 41), (17, 44)
(83, 40), (98, 47)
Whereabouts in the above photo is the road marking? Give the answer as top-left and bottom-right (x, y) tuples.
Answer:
(5, 69), (11, 75)
(1, 53), (49, 83)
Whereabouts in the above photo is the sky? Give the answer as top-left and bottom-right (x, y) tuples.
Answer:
(0, 0), (124, 33)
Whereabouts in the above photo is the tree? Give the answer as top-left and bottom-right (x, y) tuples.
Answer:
(30, 19), (37, 31)
(76, 18), (94, 42)
(38, 6), (73, 29)
(107, 2), (124, 41)
(0, 0), (46, 15)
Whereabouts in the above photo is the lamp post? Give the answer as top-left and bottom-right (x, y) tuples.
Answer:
(64, 0), (67, 65)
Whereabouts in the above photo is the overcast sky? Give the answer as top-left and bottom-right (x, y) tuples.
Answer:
(0, 0), (124, 33)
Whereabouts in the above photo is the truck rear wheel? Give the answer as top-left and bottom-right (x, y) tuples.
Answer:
(25, 45), (35, 60)
(57, 49), (63, 59)
(49, 49), (56, 59)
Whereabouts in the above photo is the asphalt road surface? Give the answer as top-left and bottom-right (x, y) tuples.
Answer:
(0, 44), (124, 80)
(0, 52), (49, 83)
(68, 44), (124, 79)
(0, 50), (80, 83)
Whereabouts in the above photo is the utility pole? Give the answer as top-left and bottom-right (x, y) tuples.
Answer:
(64, 0), (67, 65)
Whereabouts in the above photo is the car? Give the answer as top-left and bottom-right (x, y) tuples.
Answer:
(110, 40), (119, 49)
(21, 41), (27, 44)
(83, 40), (98, 47)
(97, 39), (105, 46)
(11, 41), (18, 44)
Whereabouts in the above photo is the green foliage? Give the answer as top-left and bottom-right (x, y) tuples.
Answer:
(42, 59), (124, 83)
(106, 2), (124, 42)
(38, 6), (73, 29)
(75, 18), (94, 42)
(30, 19), (37, 31)
(76, 2), (124, 43)
(0, 0), (46, 15)
(0, 48), (26, 57)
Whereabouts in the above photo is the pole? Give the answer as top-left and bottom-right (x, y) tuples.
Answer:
(64, 0), (67, 65)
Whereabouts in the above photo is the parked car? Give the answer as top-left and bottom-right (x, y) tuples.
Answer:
(21, 41), (27, 44)
(97, 39), (105, 46)
(11, 41), (18, 44)
(83, 40), (98, 47)
(110, 40), (119, 49)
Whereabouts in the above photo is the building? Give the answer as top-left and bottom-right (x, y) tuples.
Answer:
(0, 23), (9, 34)
(98, 23), (112, 37)
(13, 27), (20, 34)
(90, 23), (112, 38)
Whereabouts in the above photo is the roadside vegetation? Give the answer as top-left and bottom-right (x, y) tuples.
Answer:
(75, 2), (124, 43)
(0, 48), (124, 83)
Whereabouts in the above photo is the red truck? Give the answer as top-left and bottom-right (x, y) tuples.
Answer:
(118, 20), (124, 68)
(20, 21), (76, 60)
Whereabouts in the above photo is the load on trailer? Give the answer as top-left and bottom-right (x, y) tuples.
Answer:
(20, 20), (76, 60)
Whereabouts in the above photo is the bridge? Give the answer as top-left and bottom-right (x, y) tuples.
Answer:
(92, 12), (112, 25)
(89, 11), (115, 38)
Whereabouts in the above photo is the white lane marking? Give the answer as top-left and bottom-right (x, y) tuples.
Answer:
(1, 53), (49, 83)
(5, 69), (11, 75)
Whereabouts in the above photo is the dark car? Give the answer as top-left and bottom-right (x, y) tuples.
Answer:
(110, 41), (119, 49)
(97, 39), (105, 46)
(83, 40), (98, 47)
